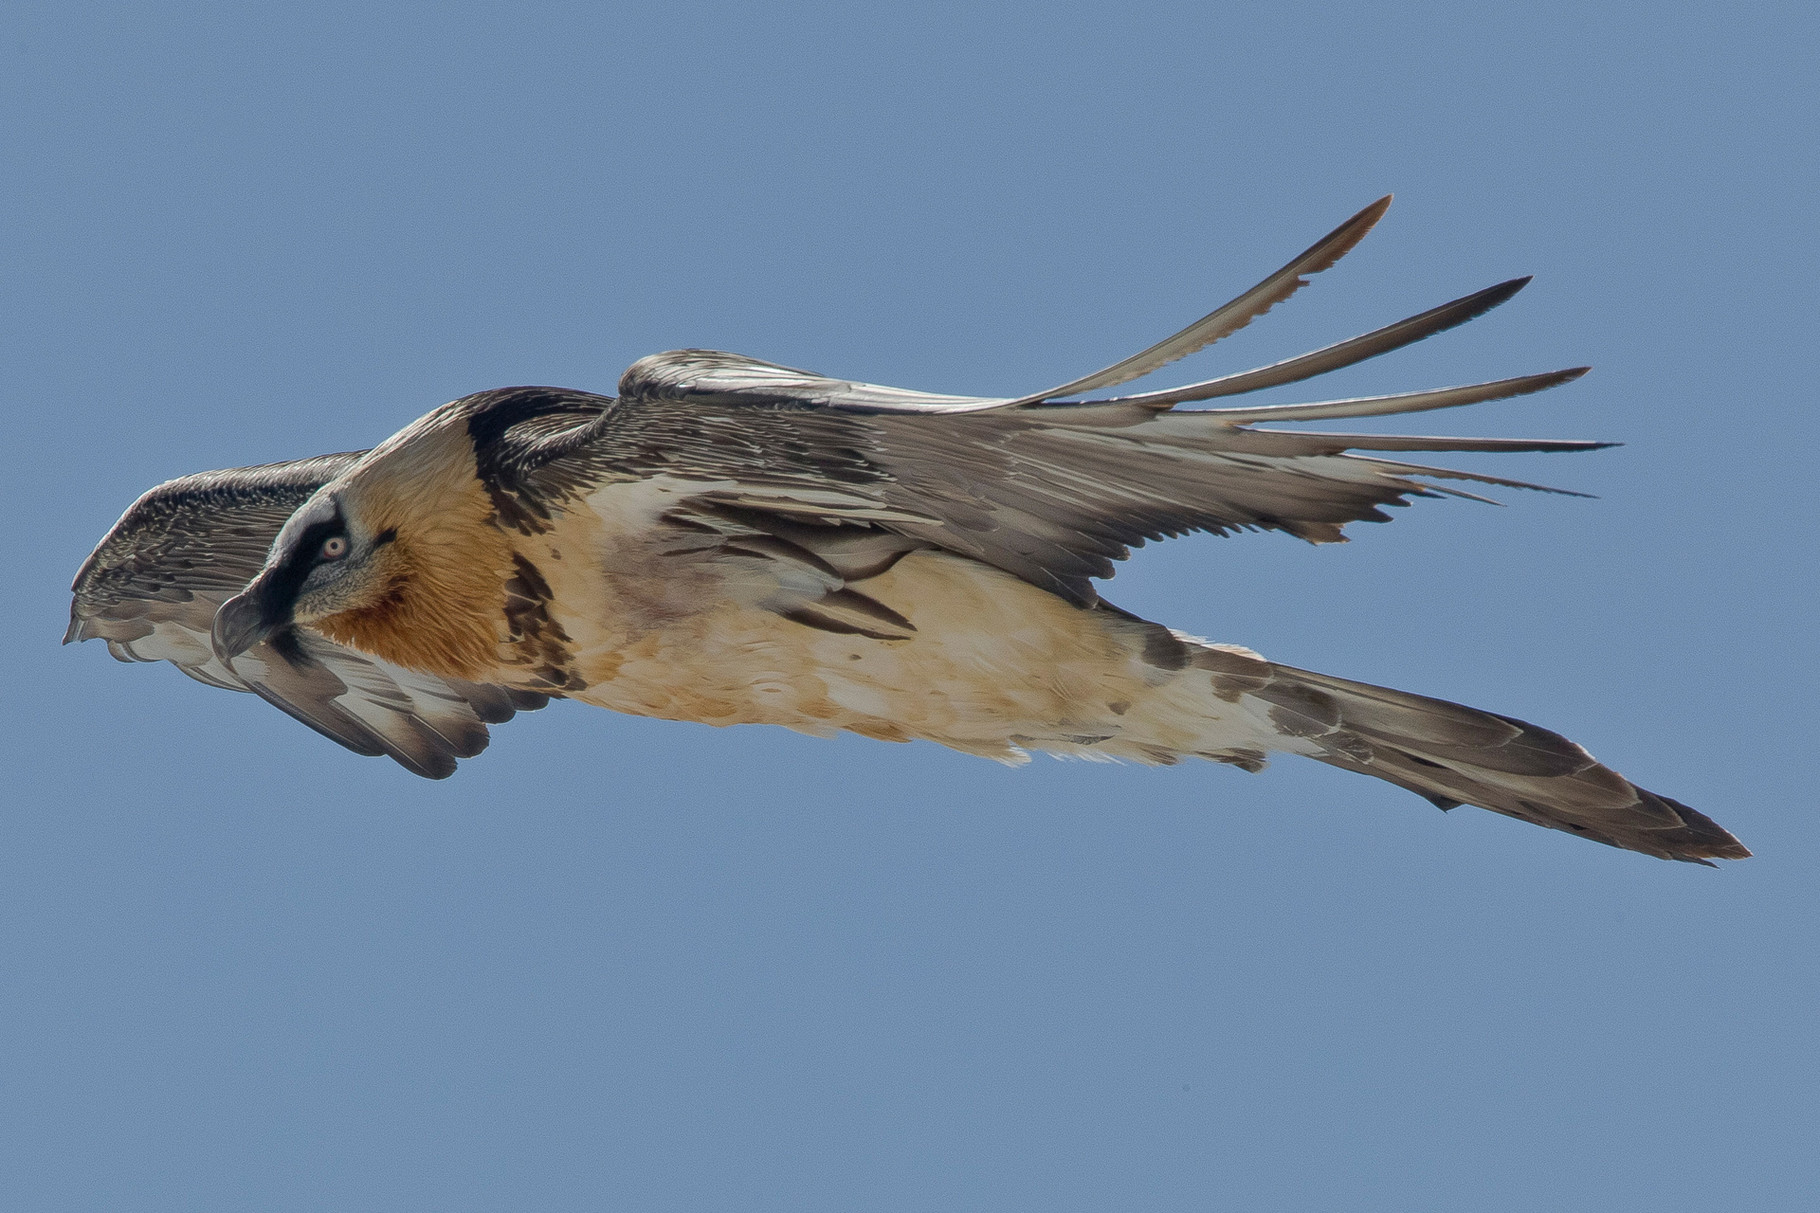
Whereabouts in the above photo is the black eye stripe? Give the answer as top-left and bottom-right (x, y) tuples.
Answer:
(253, 515), (346, 622)
(293, 518), (344, 554)
(298, 522), (346, 557)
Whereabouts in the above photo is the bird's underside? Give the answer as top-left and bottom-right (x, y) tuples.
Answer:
(67, 197), (1749, 863)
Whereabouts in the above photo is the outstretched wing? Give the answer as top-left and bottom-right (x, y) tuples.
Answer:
(610, 195), (1400, 415)
(67, 454), (548, 777)
(482, 199), (1603, 608)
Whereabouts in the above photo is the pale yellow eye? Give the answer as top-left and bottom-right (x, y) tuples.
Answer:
(320, 535), (349, 561)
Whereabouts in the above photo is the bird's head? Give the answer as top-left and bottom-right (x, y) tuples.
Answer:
(211, 488), (406, 659)
(212, 416), (512, 678)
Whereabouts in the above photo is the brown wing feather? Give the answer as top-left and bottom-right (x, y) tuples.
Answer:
(468, 205), (1600, 606)
(506, 382), (1602, 607)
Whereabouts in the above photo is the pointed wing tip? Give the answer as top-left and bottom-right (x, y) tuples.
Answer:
(1418, 275), (1534, 331)
(1503, 365), (1591, 399)
(1344, 194), (1393, 233)
(1485, 275), (1533, 304)
(1530, 366), (1591, 390)
(1311, 195), (1395, 271)
(1001, 195), (1403, 408)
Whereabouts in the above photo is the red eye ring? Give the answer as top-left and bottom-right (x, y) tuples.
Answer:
(320, 535), (349, 560)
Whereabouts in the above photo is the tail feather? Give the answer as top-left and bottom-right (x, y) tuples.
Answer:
(1190, 647), (1749, 864)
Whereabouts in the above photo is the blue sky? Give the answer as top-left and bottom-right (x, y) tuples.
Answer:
(6, 3), (1817, 1210)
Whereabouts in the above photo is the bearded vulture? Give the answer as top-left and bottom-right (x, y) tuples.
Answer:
(66, 197), (1749, 864)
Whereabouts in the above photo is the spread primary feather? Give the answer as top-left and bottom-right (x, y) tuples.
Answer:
(67, 198), (1749, 864)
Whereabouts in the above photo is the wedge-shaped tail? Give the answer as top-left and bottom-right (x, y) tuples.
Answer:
(1189, 649), (1750, 864)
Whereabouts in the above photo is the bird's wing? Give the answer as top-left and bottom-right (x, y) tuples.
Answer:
(998, 194), (1394, 404)
(609, 195), (1396, 416)
(482, 203), (1601, 608)
(614, 348), (1016, 414)
(67, 454), (548, 777)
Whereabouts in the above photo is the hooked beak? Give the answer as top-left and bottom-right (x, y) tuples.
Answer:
(212, 584), (282, 662)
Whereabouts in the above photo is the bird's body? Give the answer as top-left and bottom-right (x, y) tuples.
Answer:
(522, 536), (1274, 766)
(68, 199), (1751, 863)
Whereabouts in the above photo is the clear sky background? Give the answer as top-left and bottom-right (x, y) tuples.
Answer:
(5, 3), (1817, 1210)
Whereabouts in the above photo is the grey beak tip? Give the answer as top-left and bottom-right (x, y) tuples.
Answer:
(211, 592), (268, 662)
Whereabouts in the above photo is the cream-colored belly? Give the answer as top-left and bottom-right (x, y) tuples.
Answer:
(532, 543), (1275, 763)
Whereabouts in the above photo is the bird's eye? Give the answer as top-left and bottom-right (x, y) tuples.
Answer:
(320, 535), (349, 561)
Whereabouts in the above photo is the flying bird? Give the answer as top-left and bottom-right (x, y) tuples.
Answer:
(67, 198), (1749, 864)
